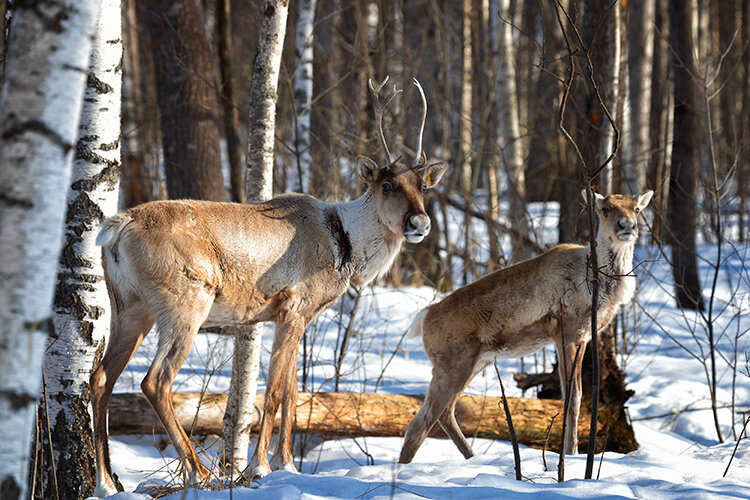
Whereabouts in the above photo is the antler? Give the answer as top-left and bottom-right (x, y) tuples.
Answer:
(411, 78), (427, 168)
(368, 75), (402, 164)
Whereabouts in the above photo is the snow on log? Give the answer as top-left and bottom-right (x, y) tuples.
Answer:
(108, 392), (636, 453)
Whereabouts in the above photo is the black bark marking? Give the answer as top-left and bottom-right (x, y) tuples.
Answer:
(1, 118), (73, 153)
(0, 476), (20, 500)
(325, 208), (352, 272)
(0, 192), (34, 208)
(87, 72), (114, 94)
(0, 389), (36, 410)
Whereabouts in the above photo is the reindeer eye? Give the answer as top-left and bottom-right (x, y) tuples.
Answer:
(382, 182), (392, 194)
(634, 208), (641, 215)
(601, 206), (610, 216)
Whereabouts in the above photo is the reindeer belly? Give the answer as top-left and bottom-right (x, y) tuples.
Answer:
(476, 315), (556, 367)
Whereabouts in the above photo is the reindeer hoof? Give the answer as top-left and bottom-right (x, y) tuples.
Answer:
(270, 456), (298, 473)
(247, 463), (271, 481)
(93, 477), (119, 498)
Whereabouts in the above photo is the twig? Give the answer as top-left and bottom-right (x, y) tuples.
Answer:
(542, 413), (559, 472)
(596, 408), (613, 479)
(494, 363), (522, 480)
(723, 413), (750, 477)
(41, 368), (60, 500)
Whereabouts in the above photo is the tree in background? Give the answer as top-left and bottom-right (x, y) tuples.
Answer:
(292, 0), (317, 194)
(495, 0), (530, 261)
(218, 0), (245, 203)
(31, 2), (122, 497)
(667, 0), (704, 311)
(622, 0), (654, 195)
(145, 0), (225, 201)
(222, 0), (290, 477)
(0, 1), (100, 498)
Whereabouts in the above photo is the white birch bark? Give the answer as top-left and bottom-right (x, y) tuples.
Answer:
(495, 0), (529, 261)
(596, 1), (621, 195)
(0, 1), (100, 498)
(222, 0), (289, 476)
(292, 0), (316, 194)
(460, 0), (474, 283)
(245, 0), (289, 202)
(33, 1), (121, 496)
(622, 0), (654, 194)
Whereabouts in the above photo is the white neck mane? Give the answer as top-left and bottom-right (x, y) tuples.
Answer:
(334, 191), (404, 285)
(595, 229), (637, 305)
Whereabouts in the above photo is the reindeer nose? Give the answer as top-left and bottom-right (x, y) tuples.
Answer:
(617, 218), (635, 231)
(406, 214), (430, 236)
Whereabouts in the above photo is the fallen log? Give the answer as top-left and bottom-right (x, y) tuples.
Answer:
(109, 392), (636, 453)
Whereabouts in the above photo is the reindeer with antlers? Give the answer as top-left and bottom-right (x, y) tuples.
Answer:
(90, 77), (447, 495)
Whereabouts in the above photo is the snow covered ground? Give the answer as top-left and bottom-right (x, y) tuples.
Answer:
(98, 204), (750, 499)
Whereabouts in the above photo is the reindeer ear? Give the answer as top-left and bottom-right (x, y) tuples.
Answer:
(580, 189), (605, 207)
(636, 190), (654, 211)
(356, 156), (380, 184)
(422, 162), (448, 188)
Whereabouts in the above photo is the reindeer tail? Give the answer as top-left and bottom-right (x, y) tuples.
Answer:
(407, 308), (429, 338)
(96, 213), (132, 248)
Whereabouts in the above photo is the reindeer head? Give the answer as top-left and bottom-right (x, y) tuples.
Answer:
(582, 189), (653, 244)
(357, 76), (448, 243)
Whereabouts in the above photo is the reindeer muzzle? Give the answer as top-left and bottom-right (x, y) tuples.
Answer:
(616, 217), (637, 241)
(404, 214), (431, 243)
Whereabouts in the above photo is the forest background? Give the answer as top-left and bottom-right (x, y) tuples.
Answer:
(0, 0), (748, 499)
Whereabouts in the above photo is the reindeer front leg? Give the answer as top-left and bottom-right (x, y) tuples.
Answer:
(555, 335), (586, 455)
(246, 310), (305, 480)
(270, 316), (306, 473)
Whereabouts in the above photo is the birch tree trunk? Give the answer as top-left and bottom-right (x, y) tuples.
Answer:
(292, 0), (316, 194)
(0, 2), (100, 498)
(576, 0), (620, 197)
(460, 0), (473, 283)
(622, 0), (654, 194)
(31, 2), (121, 497)
(222, 0), (289, 476)
(495, 0), (529, 261)
(594, 0), (621, 195)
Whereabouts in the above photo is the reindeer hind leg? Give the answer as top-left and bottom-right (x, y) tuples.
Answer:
(91, 300), (153, 497)
(399, 355), (476, 464)
(140, 288), (215, 485)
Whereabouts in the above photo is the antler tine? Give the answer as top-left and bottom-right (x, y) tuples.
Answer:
(368, 75), (402, 164)
(368, 75), (389, 93)
(411, 78), (427, 168)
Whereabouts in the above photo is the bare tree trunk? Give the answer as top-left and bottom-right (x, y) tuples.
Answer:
(292, 0), (316, 194)
(0, 2), (100, 498)
(622, 0), (654, 194)
(740, 0), (749, 242)
(460, 0), (473, 283)
(483, 0), (501, 270)
(218, 0), (245, 203)
(121, 0), (154, 208)
(32, 3), (121, 497)
(668, 0), (704, 311)
(577, 0), (620, 196)
(650, 0), (671, 244)
(595, 0), (620, 194)
(0, 0), (6, 82)
(146, 0), (225, 201)
(495, 0), (529, 261)
(222, 0), (289, 476)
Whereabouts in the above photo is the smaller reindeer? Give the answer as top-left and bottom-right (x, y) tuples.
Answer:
(399, 190), (653, 463)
